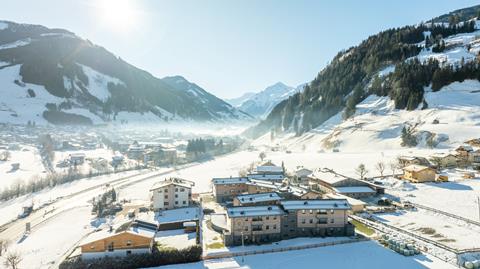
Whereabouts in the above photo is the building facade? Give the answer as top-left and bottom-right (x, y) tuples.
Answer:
(150, 178), (194, 210)
(403, 165), (436, 183)
(212, 177), (249, 203)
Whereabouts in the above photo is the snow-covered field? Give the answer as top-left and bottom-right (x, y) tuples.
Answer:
(0, 145), (44, 189)
(373, 208), (480, 250)
(151, 241), (456, 269)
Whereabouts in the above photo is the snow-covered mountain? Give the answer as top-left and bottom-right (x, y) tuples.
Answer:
(247, 5), (480, 138)
(226, 92), (256, 107)
(230, 82), (305, 118)
(0, 20), (250, 125)
(251, 10), (480, 151)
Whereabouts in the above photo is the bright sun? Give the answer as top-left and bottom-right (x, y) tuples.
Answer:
(97, 0), (139, 32)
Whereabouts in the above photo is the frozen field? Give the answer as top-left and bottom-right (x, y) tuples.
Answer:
(152, 241), (456, 269)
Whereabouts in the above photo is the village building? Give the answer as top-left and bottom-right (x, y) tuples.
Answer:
(246, 164), (285, 182)
(233, 192), (282, 207)
(69, 152), (86, 165)
(150, 178), (194, 210)
(402, 165), (436, 183)
(308, 170), (383, 197)
(212, 177), (249, 203)
(247, 173), (284, 182)
(80, 226), (155, 260)
(429, 153), (458, 168)
(333, 186), (376, 199)
(294, 167), (313, 183)
(223, 199), (354, 246)
(279, 199), (354, 239)
(398, 156), (430, 167)
(224, 206), (284, 246)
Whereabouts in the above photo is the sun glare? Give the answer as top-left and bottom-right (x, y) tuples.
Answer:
(97, 0), (139, 32)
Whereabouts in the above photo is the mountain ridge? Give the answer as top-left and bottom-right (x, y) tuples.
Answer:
(0, 20), (249, 125)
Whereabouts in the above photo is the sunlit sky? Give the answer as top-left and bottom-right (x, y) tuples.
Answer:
(0, 0), (478, 98)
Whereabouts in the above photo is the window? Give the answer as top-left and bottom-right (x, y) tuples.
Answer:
(244, 226), (248, 231)
(175, 201), (178, 205)
(126, 240), (132, 246)
(266, 225), (269, 230)
(273, 225), (277, 229)
(309, 219), (313, 224)
(180, 188), (185, 192)
(319, 210), (327, 215)
(301, 219), (306, 224)
(175, 194), (178, 198)
(330, 218), (334, 223)
(164, 195), (168, 199)
(183, 201), (186, 205)
(273, 216), (276, 220)
(164, 202), (169, 206)
(175, 188), (178, 192)
(107, 242), (114, 252)
(309, 210), (313, 214)
(266, 216), (269, 220)
(90, 245), (95, 249)
(126, 250), (132, 255)
(157, 190), (162, 193)
(301, 209), (306, 214)
(319, 218), (328, 224)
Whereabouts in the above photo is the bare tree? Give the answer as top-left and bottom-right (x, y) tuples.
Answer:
(355, 164), (368, 180)
(389, 162), (397, 177)
(3, 251), (22, 269)
(375, 162), (385, 178)
(0, 239), (10, 256)
(259, 152), (266, 162)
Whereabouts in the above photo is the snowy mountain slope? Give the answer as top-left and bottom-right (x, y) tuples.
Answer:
(233, 82), (305, 118)
(247, 8), (480, 138)
(253, 79), (480, 152)
(226, 92), (256, 107)
(0, 20), (247, 125)
(162, 76), (252, 121)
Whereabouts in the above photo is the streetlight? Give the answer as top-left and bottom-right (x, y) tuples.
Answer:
(241, 231), (245, 263)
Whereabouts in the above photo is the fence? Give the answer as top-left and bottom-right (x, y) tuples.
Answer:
(409, 202), (480, 227)
(203, 237), (368, 260)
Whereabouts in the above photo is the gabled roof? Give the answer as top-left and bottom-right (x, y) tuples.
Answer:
(403, 164), (433, 172)
(227, 205), (285, 218)
(280, 199), (351, 210)
(235, 192), (282, 204)
(80, 226), (155, 246)
(150, 178), (194, 191)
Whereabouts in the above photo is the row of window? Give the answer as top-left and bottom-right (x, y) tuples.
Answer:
(157, 187), (188, 193)
(301, 209), (334, 214)
(90, 240), (133, 251)
(237, 224), (278, 231)
(163, 200), (187, 206)
(300, 218), (333, 224)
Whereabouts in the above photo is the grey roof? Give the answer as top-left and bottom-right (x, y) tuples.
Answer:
(227, 205), (285, 218)
(235, 192), (282, 204)
(212, 177), (248, 185)
(280, 199), (351, 210)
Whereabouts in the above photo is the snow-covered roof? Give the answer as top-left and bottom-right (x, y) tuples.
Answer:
(256, 165), (283, 174)
(212, 177), (248, 185)
(245, 179), (281, 189)
(280, 199), (351, 211)
(404, 164), (433, 172)
(334, 186), (376, 194)
(310, 171), (349, 185)
(247, 174), (284, 181)
(150, 178), (194, 191)
(137, 207), (200, 224)
(227, 205), (285, 218)
(235, 192), (282, 204)
(279, 184), (309, 197)
(80, 226), (155, 246)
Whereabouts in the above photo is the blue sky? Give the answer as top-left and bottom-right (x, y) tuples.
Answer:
(0, 0), (479, 98)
